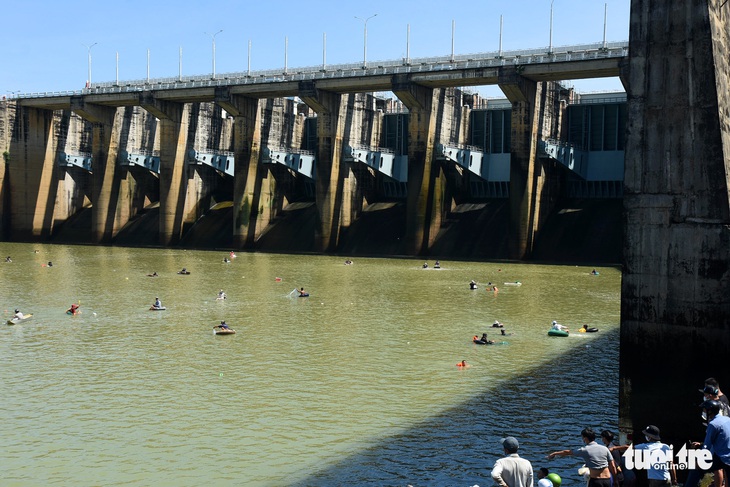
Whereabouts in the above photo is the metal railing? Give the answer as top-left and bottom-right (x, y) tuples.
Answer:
(10, 40), (628, 100)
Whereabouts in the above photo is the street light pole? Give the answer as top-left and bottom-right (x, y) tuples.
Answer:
(354, 14), (377, 68)
(205, 29), (223, 79)
(549, 0), (554, 54)
(83, 42), (98, 86)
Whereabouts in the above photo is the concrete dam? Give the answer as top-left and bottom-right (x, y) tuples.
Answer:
(1, 0), (730, 466)
(0, 84), (624, 263)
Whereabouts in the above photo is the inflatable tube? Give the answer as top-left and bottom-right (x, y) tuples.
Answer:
(547, 329), (569, 337)
(150, 306), (167, 311)
(473, 339), (493, 345)
(547, 473), (562, 487)
(579, 327), (599, 333)
(298, 293), (309, 297)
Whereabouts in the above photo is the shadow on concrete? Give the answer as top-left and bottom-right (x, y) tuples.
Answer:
(45, 196), (622, 264)
(255, 202), (317, 252)
(430, 201), (511, 260)
(50, 207), (92, 244)
(113, 205), (160, 247)
(338, 203), (407, 256)
(178, 202), (233, 249)
(288, 328), (620, 486)
(531, 199), (623, 264)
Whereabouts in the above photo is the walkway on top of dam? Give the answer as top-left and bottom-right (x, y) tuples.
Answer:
(14, 40), (628, 107)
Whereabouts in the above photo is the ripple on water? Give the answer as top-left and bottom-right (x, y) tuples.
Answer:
(0, 245), (620, 486)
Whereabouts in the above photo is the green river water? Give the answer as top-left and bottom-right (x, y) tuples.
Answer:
(0, 243), (621, 486)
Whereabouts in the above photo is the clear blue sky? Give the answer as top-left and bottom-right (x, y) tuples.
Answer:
(2, 0), (629, 97)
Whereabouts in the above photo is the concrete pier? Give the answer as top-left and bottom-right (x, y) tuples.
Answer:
(71, 99), (123, 243)
(393, 78), (445, 255)
(7, 107), (59, 240)
(216, 91), (267, 249)
(620, 0), (730, 446)
(299, 82), (349, 253)
(140, 97), (190, 246)
(500, 76), (564, 260)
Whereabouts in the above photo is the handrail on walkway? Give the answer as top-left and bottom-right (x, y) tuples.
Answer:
(8, 40), (628, 100)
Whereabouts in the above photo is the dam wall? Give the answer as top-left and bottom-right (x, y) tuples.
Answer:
(620, 0), (730, 450)
(1, 81), (597, 260)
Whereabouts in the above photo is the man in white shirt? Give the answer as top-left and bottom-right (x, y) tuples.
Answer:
(492, 436), (534, 487)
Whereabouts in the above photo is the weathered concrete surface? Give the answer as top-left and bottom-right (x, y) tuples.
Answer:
(620, 0), (730, 448)
(0, 100), (12, 238)
(301, 83), (375, 253)
(216, 91), (266, 249)
(7, 107), (59, 240)
(393, 78), (451, 255)
(500, 77), (565, 260)
(151, 101), (190, 246)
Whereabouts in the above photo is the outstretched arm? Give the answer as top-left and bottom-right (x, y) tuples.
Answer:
(547, 449), (572, 460)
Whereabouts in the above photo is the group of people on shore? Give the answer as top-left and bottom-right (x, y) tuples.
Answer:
(490, 427), (642, 487)
(489, 377), (730, 487)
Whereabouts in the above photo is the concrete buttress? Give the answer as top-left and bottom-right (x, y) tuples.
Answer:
(215, 90), (267, 249)
(498, 73), (551, 260)
(140, 95), (189, 246)
(299, 81), (349, 252)
(392, 76), (444, 255)
(8, 107), (58, 240)
(71, 97), (125, 243)
(619, 0), (730, 446)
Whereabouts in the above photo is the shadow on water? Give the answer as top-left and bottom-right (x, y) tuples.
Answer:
(290, 327), (619, 487)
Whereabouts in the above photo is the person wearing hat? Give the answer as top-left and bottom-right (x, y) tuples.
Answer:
(704, 378), (730, 407)
(491, 436), (534, 487)
(551, 321), (569, 332)
(13, 309), (24, 320)
(686, 400), (730, 487)
(631, 425), (677, 487)
(701, 385), (730, 416)
(547, 427), (617, 487)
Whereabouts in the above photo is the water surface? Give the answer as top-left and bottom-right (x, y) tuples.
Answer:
(0, 244), (620, 486)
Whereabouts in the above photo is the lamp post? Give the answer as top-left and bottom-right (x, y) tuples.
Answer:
(83, 42), (98, 86)
(354, 14), (377, 68)
(205, 29), (223, 79)
(549, 0), (554, 54)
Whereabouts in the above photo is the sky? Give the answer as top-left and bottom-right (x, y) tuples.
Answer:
(2, 0), (630, 98)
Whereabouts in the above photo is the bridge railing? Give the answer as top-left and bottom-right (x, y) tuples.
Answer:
(10, 40), (628, 99)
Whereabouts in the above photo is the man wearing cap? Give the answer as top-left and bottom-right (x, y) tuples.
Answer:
(687, 400), (730, 487)
(701, 385), (730, 416)
(631, 425), (677, 487)
(704, 378), (729, 407)
(492, 436), (534, 487)
(547, 427), (617, 487)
